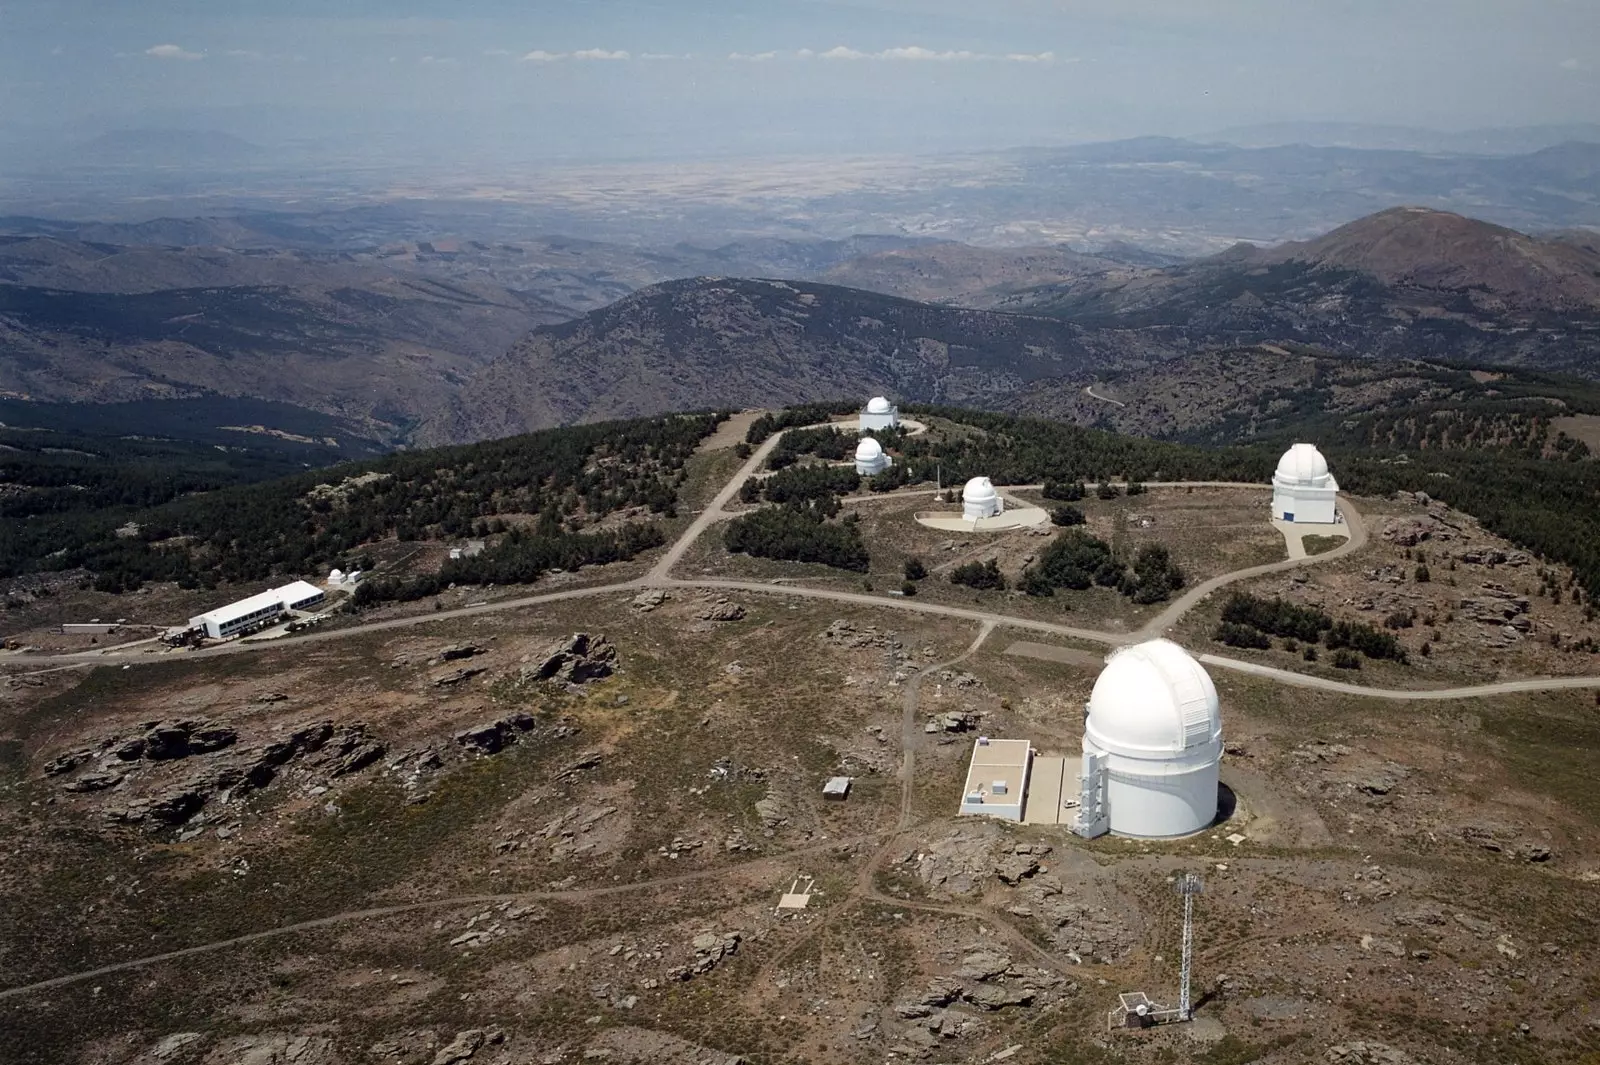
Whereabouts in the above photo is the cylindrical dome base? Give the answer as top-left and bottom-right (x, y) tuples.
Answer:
(1087, 740), (1220, 839)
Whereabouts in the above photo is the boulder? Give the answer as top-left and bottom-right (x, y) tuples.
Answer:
(957, 949), (1012, 981)
(524, 632), (618, 685)
(437, 644), (486, 662)
(1325, 1043), (1416, 1065)
(43, 750), (94, 776)
(962, 983), (1034, 1010)
(696, 598), (747, 622)
(63, 772), (125, 793)
(432, 1030), (486, 1065)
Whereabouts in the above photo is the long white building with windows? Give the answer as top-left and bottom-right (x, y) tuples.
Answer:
(188, 580), (327, 640)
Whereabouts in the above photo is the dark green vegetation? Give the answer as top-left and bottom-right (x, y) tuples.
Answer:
(742, 464), (861, 505)
(723, 505), (870, 571)
(950, 558), (1005, 590)
(1017, 531), (1186, 603)
(3, 413), (720, 593)
(353, 523), (667, 607)
(745, 405), (855, 445)
(1216, 592), (1407, 663)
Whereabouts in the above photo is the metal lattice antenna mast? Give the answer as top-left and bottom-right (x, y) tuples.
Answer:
(1176, 872), (1204, 1021)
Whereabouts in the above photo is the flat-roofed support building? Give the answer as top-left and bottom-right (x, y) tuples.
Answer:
(958, 736), (1032, 821)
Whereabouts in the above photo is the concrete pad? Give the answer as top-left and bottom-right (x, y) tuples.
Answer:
(915, 501), (1049, 533)
(1271, 517), (1348, 561)
(1004, 641), (1105, 669)
(1024, 755), (1068, 825)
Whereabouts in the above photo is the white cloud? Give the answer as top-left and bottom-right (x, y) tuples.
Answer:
(145, 43), (203, 61)
(877, 46), (981, 60)
(1559, 57), (1582, 70)
(419, 55), (456, 65)
(519, 49), (566, 62)
(806, 45), (1058, 63)
(729, 51), (777, 61)
(572, 48), (630, 61)
(641, 52), (691, 60)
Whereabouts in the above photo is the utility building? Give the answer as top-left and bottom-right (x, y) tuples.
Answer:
(859, 396), (899, 432)
(1075, 640), (1222, 840)
(1271, 443), (1339, 524)
(962, 476), (1003, 521)
(854, 436), (892, 475)
(188, 580), (327, 640)
(958, 736), (1032, 821)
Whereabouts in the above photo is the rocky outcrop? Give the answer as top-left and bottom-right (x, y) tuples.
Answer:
(522, 632), (617, 685)
(455, 714), (539, 755)
(671, 931), (741, 980)
(1326, 1043), (1416, 1065)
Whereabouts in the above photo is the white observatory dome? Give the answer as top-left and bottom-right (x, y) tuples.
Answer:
(328, 568), (345, 584)
(865, 396), (893, 415)
(854, 435), (891, 475)
(1080, 639), (1222, 839)
(961, 476), (1002, 520)
(1274, 443), (1332, 487)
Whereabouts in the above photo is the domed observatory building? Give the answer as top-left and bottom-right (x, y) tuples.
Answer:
(1073, 640), (1223, 840)
(860, 396), (900, 432)
(962, 476), (1003, 521)
(1271, 443), (1339, 524)
(854, 436), (892, 475)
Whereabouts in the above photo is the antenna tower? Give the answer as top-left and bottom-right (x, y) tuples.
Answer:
(1176, 872), (1204, 1020)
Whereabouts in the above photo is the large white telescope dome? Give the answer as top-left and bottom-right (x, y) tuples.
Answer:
(1274, 443), (1333, 487)
(1081, 639), (1223, 839)
(865, 396), (893, 415)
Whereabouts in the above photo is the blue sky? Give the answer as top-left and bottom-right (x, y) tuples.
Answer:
(3, 0), (1598, 159)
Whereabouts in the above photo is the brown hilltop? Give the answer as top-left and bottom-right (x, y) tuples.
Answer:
(1241, 206), (1600, 310)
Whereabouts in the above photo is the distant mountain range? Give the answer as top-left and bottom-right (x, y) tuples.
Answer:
(1204, 121), (1600, 155)
(3, 205), (1600, 446)
(996, 207), (1600, 374)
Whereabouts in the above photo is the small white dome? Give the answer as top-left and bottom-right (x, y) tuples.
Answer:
(865, 396), (893, 415)
(329, 568), (344, 582)
(1275, 443), (1331, 486)
(962, 476), (998, 504)
(1086, 639), (1221, 756)
(855, 437), (884, 461)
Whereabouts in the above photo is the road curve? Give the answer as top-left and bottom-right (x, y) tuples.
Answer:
(1135, 494), (1368, 640)
(1200, 654), (1600, 700)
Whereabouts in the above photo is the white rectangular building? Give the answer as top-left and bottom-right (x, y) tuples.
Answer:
(958, 737), (1033, 822)
(189, 580), (327, 640)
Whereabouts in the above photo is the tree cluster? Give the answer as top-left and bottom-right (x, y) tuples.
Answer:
(1216, 592), (1407, 663)
(723, 505), (869, 571)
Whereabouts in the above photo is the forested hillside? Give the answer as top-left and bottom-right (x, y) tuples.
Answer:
(1, 413), (722, 593)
